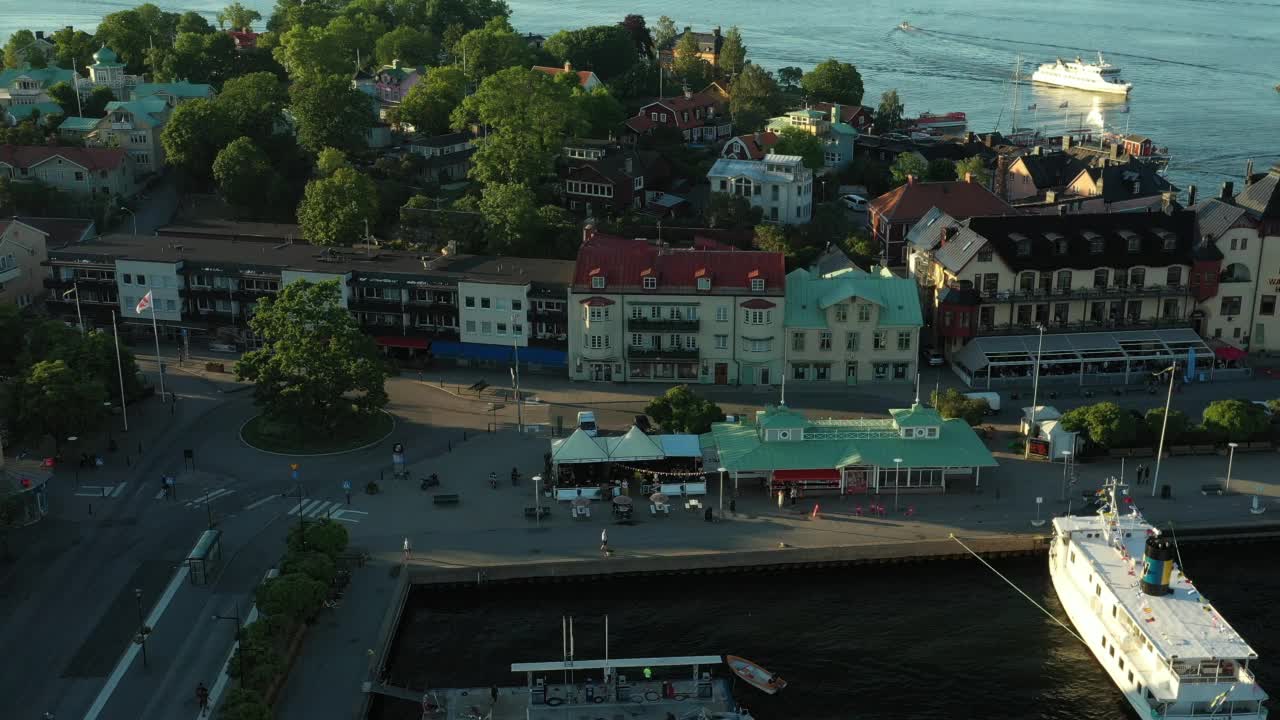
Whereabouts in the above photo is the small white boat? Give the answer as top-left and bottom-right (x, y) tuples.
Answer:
(898, 20), (914, 31)
(724, 655), (786, 695)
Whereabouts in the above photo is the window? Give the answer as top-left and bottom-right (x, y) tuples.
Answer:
(1127, 236), (1140, 253)
(495, 298), (507, 311)
(1056, 270), (1072, 290)
(750, 278), (765, 292)
(1054, 303), (1069, 324)
(815, 365), (830, 381)
(512, 299), (523, 311)
(591, 275), (605, 289)
(873, 331), (887, 350)
(495, 322), (507, 335)
(667, 306), (683, 320)
(480, 297), (491, 309)
(793, 364), (808, 381)
(480, 321), (492, 335)
(792, 332), (806, 352)
(1019, 271), (1036, 292)
(834, 305), (848, 323)
(74, 171), (84, 181)
(588, 306), (609, 321)
(744, 309), (770, 325)
(857, 304), (871, 322)
(1016, 239), (1030, 256)
(631, 333), (644, 347)
(649, 305), (661, 319)
(845, 332), (860, 351)
(1221, 296), (1243, 316)
(1130, 268), (1146, 288)
(164, 299), (175, 311)
(643, 276), (657, 290)
(715, 306), (728, 322)
(122, 273), (132, 285)
(587, 334), (609, 349)
(714, 334), (728, 349)
(1167, 267), (1182, 286)
(976, 248), (993, 262)
(892, 362), (909, 380)
(746, 339), (771, 352)
(873, 362), (889, 380)
(668, 334), (681, 349)
(1261, 295), (1276, 316)
(630, 306), (643, 319)
(1241, 237), (1249, 251)
(136, 274), (146, 286)
(819, 331), (832, 350)
(897, 331), (911, 351)
(1054, 239), (1068, 255)
(513, 324), (523, 336)
(1089, 235), (1104, 254)
(465, 296), (475, 307)
(684, 336), (697, 350)
(697, 277), (711, 291)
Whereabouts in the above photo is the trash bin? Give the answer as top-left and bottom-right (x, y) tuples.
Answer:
(1160, 484), (1171, 499)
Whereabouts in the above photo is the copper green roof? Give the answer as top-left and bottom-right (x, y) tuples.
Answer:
(784, 266), (923, 329)
(889, 404), (943, 428)
(133, 81), (214, 99)
(6, 102), (62, 121)
(58, 116), (101, 132)
(756, 405), (808, 429)
(0, 65), (75, 88)
(92, 46), (123, 67)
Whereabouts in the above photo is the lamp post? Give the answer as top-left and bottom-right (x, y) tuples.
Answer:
(205, 486), (215, 528)
(212, 603), (245, 682)
(717, 466), (727, 517)
(1225, 442), (1239, 493)
(103, 401), (114, 448)
(511, 312), (523, 434)
(1060, 450), (1072, 503)
(62, 283), (84, 335)
(119, 206), (137, 239)
(1151, 365), (1176, 498)
(134, 587), (149, 669)
(1025, 323), (1046, 459)
(532, 474), (542, 528)
(68, 435), (79, 486)
(893, 457), (903, 512)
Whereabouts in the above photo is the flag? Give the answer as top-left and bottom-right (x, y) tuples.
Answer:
(1027, 103), (1037, 110)
(1059, 100), (1069, 108)
(135, 290), (153, 315)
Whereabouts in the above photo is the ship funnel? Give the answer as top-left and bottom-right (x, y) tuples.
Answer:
(1140, 536), (1175, 596)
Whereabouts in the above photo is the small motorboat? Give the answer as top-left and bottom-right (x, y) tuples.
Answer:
(724, 655), (786, 695)
(899, 20), (914, 31)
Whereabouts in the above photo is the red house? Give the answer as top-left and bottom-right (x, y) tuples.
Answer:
(623, 88), (732, 144)
(869, 175), (1015, 267)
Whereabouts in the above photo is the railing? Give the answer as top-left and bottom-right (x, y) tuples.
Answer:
(626, 347), (699, 360)
(626, 317), (700, 332)
(976, 318), (1193, 336)
(980, 284), (1192, 303)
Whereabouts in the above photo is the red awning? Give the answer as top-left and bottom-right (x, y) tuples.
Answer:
(1213, 345), (1245, 361)
(375, 336), (429, 349)
(739, 299), (777, 309)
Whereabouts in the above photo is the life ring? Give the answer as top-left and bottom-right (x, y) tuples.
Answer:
(546, 697), (563, 706)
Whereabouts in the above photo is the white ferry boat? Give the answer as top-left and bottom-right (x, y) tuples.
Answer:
(1032, 54), (1133, 95)
(1049, 479), (1268, 719)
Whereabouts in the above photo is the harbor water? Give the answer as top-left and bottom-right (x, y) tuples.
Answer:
(373, 541), (1278, 720)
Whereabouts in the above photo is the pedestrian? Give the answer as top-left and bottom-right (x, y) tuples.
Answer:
(402, 537), (412, 563)
(789, 485), (798, 506)
(1135, 464), (1145, 486)
(776, 489), (784, 509)
(622, 478), (629, 496)
(343, 479), (352, 505)
(600, 528), (609, 556)
(490, 685), (498, 705)
(195, 682), (209, 716)
(1144, 465), (1152, 484)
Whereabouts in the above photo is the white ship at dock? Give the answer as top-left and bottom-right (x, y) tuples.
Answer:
(1049, 479), (1268, 719)
(1032, 54), (1133, 95)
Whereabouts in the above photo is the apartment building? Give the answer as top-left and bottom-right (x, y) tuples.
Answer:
(0, 219), (56, 310)
(783, 266), (923, 385)
(706, 154), (814, 225)
(869, 174), (1014, 267)
(567, 229), (786, 384)
(765, 106), (858, 171)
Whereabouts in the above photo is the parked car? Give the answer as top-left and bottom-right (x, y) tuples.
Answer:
(921, 348), (945, 366)
(577, 411), (598, 436)
(841, 194), (869, 212)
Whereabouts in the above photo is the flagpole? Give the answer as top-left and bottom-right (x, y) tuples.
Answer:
(113, 310), (129, 431)
(148, 288), (166, 402)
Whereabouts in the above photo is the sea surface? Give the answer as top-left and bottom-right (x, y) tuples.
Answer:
(3, 0), (1277, 191)
(375, 541), (1278, 720)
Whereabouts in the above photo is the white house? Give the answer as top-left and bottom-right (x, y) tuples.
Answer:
(707, 154), (814, 225)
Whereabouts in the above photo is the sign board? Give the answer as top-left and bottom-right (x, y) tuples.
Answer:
(342, 480), (352, 491)
(1027, 438), (1051, 457)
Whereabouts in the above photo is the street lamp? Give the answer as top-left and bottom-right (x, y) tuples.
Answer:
(62, 283), (84, 335)
(717, 466), (727, 517)
(104, 401), (114, 449)
(1151, 365), (1176, 498)
(893, 457), (903, 512)
(532, 474), (542, 528)
(1025, 323), (1046, 459)
(134, 587), (149, 669)
(205, 487), (215, 528)
(1060, 450), (1072, 503)
(212, 603), (245, 682)
(1225, 442), (1239, 493)
(68, 435), (79, 486)
(119, 206), (137, 239)
(511, 311), (523, 434)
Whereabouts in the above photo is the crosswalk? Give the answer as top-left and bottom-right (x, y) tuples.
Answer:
(287, 498), (368, 524)
(76, 483), (129, 498)
(177, 488), (236, 508)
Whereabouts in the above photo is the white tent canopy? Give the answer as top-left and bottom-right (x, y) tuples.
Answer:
(550, 428), (707, 466)
(604, 426), (665, 462)
(551, 428), (610, 464)
(658, 434), (701, 458)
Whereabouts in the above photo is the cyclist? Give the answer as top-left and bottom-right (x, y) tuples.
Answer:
(196, 682), (210, 715)
(488, 471), (497, 489)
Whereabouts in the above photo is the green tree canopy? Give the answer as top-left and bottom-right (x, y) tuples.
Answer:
(544, 25), (636, 80)
(83, 86), (116, 118)
(889, 152), (927, 186)
(621, 15), (653, 55)
(396, 65), (465, 135)
(50, 27), (98, 74)
(161, 98), (234, 182)
(572, 86), (625, 140)
(932, 388), (987, 426)
(255, 572), (327, 623)
(235, 280), (389, 431)
(217, 72), (289, 141)
(218, 2), (263, 31)
(777, 66), (803, 89)
(297, 167), (378, 246)
(954, 156), (991, 186)
(644, 385), (725, 434)
(1144, 407), (1189, 444)
(213, 137), (276, 212)
(289, 73), (373, 153)
(4, 30), (38, 69)
(752, 224), (792, 256)
(177, 11), (215, 34)
(7, 359), (107, 449)
(773, 125), (825, 170)
(671, 30), (711, 87)
(705, 193), (762, 229)
(95, 3), (181, 72)
(874, 89), (905, 133)
(47, 82), (79, 117)
(1202, 399), (1269, 442)
(477, 182), (539, 253)
(728, 62), (781, 132)
(924, 157), (957, 182)
(653, 16), (677, 51)
(375, 26), (439, 67)
(801, 58), (864, 106)
(719, 26), (746, 76)
(453, 16), (532, 85)
(286, 517), (349, 556)
(1060, 402), (1139, 449)
(272, 24), (349, 78)
(315, 146), (349, 176)
(148, 31), (237, 85)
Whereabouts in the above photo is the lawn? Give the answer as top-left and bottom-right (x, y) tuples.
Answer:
(241, 410), (394, 455)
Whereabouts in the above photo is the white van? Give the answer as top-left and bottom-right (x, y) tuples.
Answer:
(577, 411), (598, 436)
(963, 392), (1001, 414)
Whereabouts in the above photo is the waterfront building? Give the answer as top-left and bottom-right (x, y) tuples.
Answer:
(0, 145), (136, 199)
(657, 26), (724, 69)
(765, 106), (859, 171)
(869, 174), (1014, 267)
(566, 228), (786, 384)
(782, 265), (923, 385)
(706, 154), (813, 225)
(623, 87), (732, 144)
(707, 402), (998, 497)
(809, 102), (875, 133)
(0, 65), (74, 110)
(531, 61), (603, 91)
(406, 131), (476, 184)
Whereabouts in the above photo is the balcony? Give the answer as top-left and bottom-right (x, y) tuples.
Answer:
(627, 317), (700, 333)
(348, 296), (405, 313)
(626, 347), (699, 360)
(976, 317), (1194, 337)
(0, 266), (22, 284)
(979, 284), (1191, 304)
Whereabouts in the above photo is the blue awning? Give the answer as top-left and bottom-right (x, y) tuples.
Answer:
(430, 341), (567, 367)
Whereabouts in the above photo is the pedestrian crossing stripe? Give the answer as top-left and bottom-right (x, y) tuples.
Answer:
(184, 488), (235, 508)
(287, 499), (367, 523)
(76, 483), (127, 498)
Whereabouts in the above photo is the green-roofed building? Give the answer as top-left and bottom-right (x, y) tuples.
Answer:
(79, 46), (140, 101)
(132, 81), (215, 106)
(783, 266), (923, 386)
(0, 65), (76, 108)
(57, 115), (102, 138)
(765, 105), (858, 170)
(4, 101), (63, 125)
(706, 402), (997, 497)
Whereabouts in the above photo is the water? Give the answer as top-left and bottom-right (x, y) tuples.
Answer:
(376, 541), (1278, 720)
(4, 0), (1276, 190)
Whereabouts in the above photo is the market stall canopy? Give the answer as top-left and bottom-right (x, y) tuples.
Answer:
(551, 428), (610, 464)
(604, 426), (665, 462)
(658, 434), (702, 458)
(1213, 344), (1246, 361)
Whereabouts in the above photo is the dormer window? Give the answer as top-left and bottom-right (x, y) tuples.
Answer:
(1085, 231), (1103, 254)
(1119, 230), (1140, 253)
(697, 277), (711, 291)
(750, 278), (765, 292)
(643, 276), (657, 290)
(1156, 229), (1177, 251)
(1016, 240), (1030, 257)
(591, 275), (605, 289)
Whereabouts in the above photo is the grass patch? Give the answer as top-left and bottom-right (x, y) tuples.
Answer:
(242, 410), (394, 455)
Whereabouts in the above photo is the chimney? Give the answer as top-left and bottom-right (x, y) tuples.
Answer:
(995, 154), (1009, 200)
(583, 223), (596, 245)
(1057, 203), (1068, 216)
(1062, 135), (1073, 151)
(625, 157), (633, 174)
(684, 26), (691, 33)
(683, 83), (693, 100)
(1220, 181), (1234, 202)
(1245, 159), (1255, 186)
(942, 226), (957, 245)
(1162, 191), (1177, 215)
(713, 26), (721, 37)
(1187, 184), (1197, 205)
(1132, 180), (1141, 196)
(392, 58), (401, 69)
(35, 30), (44, 40)
(964, 172), (973, 184)
(1031, 146), (1041, 156)
(564, 60), (572, 72)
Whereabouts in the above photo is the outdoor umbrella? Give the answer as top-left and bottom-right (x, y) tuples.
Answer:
(613, 495), (633, 506)
(650, 492), (669, 504)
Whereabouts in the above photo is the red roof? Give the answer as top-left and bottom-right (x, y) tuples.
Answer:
(227, 30), (258, 49)
(810, 102), (875, 128)
(0, 145), (126, 172)
(531, 65), (598, 88)
(632, 91), (725, 131)
(573, 229), (784, 292)
(16, 217), (95, 246)
(869, 178), (1014, 223)
(725, 131), (778, 160)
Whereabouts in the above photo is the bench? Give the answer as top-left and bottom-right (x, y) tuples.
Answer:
(555, 487), (602, 502)
(685, 498), (703, 511)
(433, 494), (460, 506)
(524, 506), (551, 519)
(1200, 483), (1225, 496)
(572, 505), (591, 519)
(1239, 441), (1275, 453)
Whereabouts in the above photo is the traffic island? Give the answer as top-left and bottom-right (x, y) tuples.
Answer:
(240, 410), (395, 456)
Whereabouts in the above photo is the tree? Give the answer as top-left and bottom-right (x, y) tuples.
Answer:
(719, 26), (746, 76)
(889, 152), (927, 186)
(217, 72), (288, 141)
(1060, 402), (1139, 449)
(213, 137), (275, 211)
(256, 572), (327, 624)
(177, 11), (214, 34)
(653, 16), (677, 51)
(273, 24), (349, 78)
(477, 182), (540, 253)
(544, 25), (636, 80)
(1202, 399), (1269, 442)
(323, 13), (387, 67)
(773, 126), (824, 170)
(289, 74), (373, 153)
(777, 66), (803, 90)
(236, 279), (389, 432)
(396, 65), (465, 135)
(925, 158), (957, 182)
(573, 86), (625, 140)
(8, 360), (107, 448)
(845, 230), (876, 258)
(728, 62), (781, 132)
(162, 99), (234, 181)
(47, 82), (79, 117)
(671, 30), (710, 87)
(453, 16), (532, 84)
(645, 385), (725, 434)
(621, 15), (653, 56)
(375, 26), (439, 67)
(954, 156), (991, 186)
(286, 517), (348, 557)
(753, 224), (792, 256)
(801, 58), (864, 106)
(83, 87), (116, 118)
(315, 147), (349, 176)
(94, 4), (181, 72)
(932, 388), (987, 426)
(148, 31), (237, 85)
(218, 2), (262, 31)
(452, 67), (578, 186)
(297, 167), (378, 246)
(50, 27), (98, 75)
(4, 30), (37, 69)
(1144, 408), (1189, 444)
(705, 193), (762, 229)
(874, 89), (905, 134)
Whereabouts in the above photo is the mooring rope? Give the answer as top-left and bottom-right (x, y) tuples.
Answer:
(948, 533), (1086, 645)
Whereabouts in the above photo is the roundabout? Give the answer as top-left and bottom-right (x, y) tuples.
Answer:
(239, 409), (396, 456)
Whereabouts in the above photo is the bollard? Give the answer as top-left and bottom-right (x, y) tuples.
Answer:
(126, 455), (131, 468)
(88, 503), (93, 516)
(447, 441), (452, 453)
(810, 503), (821, 520)
(463, 431), (467, 441)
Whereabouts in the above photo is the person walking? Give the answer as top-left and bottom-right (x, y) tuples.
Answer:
(789, 485), (798, 506)
(600, 528), (609, 556)
(776, 489), (784, 509)
(196, 682), (210, 716)
(1135, 464), (1145, 486)
(1144, 464), (1152, 485)
(402, 537), (412, 564)
(490, 685), (499, 706)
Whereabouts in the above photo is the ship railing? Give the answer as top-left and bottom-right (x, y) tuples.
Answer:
(1147, 699), (1265, 718)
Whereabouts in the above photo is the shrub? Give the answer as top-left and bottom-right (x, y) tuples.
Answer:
(286, 518), (349, 558)
(256, 573), (327, 625)
(219, 686), (274, 720)
(280, 550), (336, 586)
(1060, 401), (1139, 449)
(931, 388), (987, 426)
(1144, 408), (1189, 444)
(1202, 399), (1269, 442)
